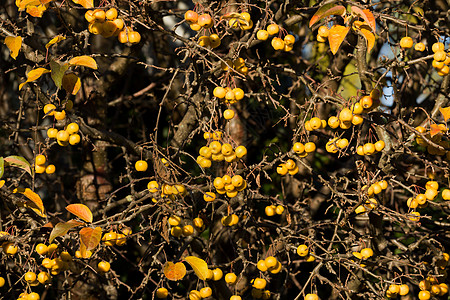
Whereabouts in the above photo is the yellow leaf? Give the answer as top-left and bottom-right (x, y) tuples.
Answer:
(19, 67), (51, 90)
(26, 4), (47, 17)
(439, 106), (450, 122)
(0, 180), (4, 188)
(13, 187), (46, 217)
(62, 73), (81, 95)
(46, 35), (66, 49)
(4, 36), (22, 60)
(49, 220), (84, 243)
(69, 56), (97, 70)
(66, 203), (93, 223)
(359, 28), (375, 53)
(71, 0), (93, 9)
(17, 0), (40, 9)
(184, 256), (209, 280)
(163, 262), (187, 281)
(328, 25), (350, 55)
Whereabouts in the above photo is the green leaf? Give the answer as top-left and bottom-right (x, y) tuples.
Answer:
(184, 256), (209, 280)
(4, 156), (32, 176)
(49, 220), (84, 243)
(50, 60), (69, 89)
(0, 157), (4, 179)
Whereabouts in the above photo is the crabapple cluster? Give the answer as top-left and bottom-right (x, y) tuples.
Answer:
(292, 141), (316, 158)
(356, 140), (385, 156)
(221, 57), (249, 75)
(85, 8), (140, 44)
(264, 204), (284, 216)
(325, 137), (349, 153)
(257, 24), (294, 51)
(256, 256), (282, 275)
(276, 158), (299, 175)
(184, 10), (213, 31)
(213, 174), (247, 198)
(412, 277), (448, 299)
(197, 34), (221, 49)
(168, 215), (191, 238)
(34, 154), (55, 174)
(213, 86), (245, 104)
(414, 125), (449, 156)
(197, 138), (247, 168)
(102, 227), (131, 247)
(44, 104), (81, 147)
(147, 181), (187, 200)
(385, 283), (410, 298)
(401, 37), (449, 76)
(364, 179), (388, 196)
(228, 12), (253, 31)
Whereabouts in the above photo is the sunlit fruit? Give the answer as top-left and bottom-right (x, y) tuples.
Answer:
(135, 160), (148, 171)
(98, 261), (111, 273)
(267, 24), (279, 35)
(400, 36), (413, 48)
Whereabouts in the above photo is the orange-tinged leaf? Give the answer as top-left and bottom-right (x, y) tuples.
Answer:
(360, 28), (375, 53)
(39, 0), (52, 4)
(79, 227), (102, 250)
(4, 155), (32, 176)
(62, 73), (81, 95)
(163, 262), (187, 281)
(184, 256), (208, 280)
(430, 124), (443, 137)
(19, 68), (51, 90)
(351, 6), (376, 32)
(49, 220), (84, 243)
(439, 106), (450, 122)
(328, 25), (350, 55)
(46, 35), (65, 49)
(309, 4), (346, 28)
(79, 237), (88, 258)
(0, 180), (4, 188)
(66, 204), (93, 223)
(13, 187), (45, 214)
(26, 4), (47, 17)
(71, 0), (93, 9)
(69, 56), (97, 70)
(4, 36), (22, 60)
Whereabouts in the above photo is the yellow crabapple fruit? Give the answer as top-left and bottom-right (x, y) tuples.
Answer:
(56, 130), (70, 142)
(297, 244), (309, 256)
(45, 164), (56, 174)
(257, 30), (269, 41)
(47, 128), (58, 138)
(360, 96), (373, 109)
(305, 294), (319, 300)
(318, 25), (329, 38)
(253, 278), (267, 289)
(203, 192), (216, 202)
(156, 287), (169, 298)
(105, 8), (118, 20)
(360, 248), (373, 259)
(35, 154), (46, 165)
(224, 109), (235, 120)
(225, 272), (237, 284)
(184, 10), (198, 23)
(69, 134), (81, 145)
(24, 271), (37, 283)
(199, 287), (212, 298)
(212, 268), (223, 281)
(43, 103), (56, 116)
(66, 123), (79, 135)
(35, 243), (48, 255)
(415, 42), (425, 51)
(267, 24), (279, 35)
(135, 160), (148, 172)
(189, 290), (202, 300)
(98, 261), (111, 273)
(339, 108), (353, 122)
(197, 14), (213, 28)
(265, 205), (276, 216)
(3, 242), (18, 255)
(209, 34), (221, 48)
(400, 36), (413, 48)
(257, 260), (268, 272)
(271, 37), (285, 50)
(54, 110), (66, 121)
(264, 256), (277, 269)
